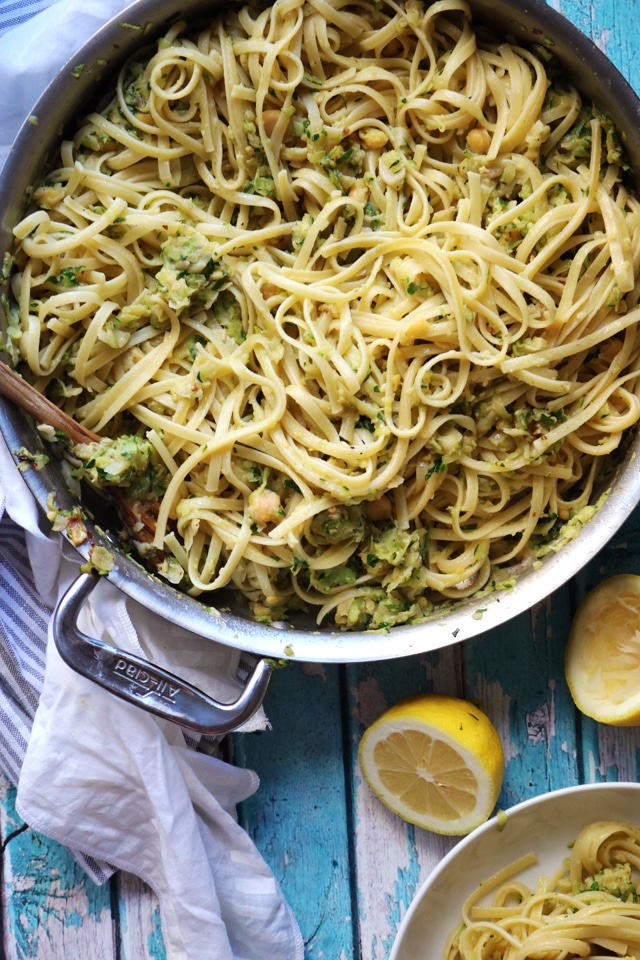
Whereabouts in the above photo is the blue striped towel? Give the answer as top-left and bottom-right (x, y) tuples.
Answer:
(0, 0), (56, 37)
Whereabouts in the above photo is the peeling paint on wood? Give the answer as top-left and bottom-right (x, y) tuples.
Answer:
(473, 678), (518, 763)
(116, 873), (168, 960)
(0, 780), (113, 960)
(235, 662), (354, 959)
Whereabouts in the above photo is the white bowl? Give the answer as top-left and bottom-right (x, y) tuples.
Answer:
(389, 782), (640, 960)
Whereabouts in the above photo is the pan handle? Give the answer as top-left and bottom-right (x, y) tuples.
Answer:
(52, 571), (273, 735)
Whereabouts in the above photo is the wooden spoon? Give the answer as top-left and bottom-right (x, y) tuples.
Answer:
(0, 358), (159, 545)
(0, 358), (99, 444)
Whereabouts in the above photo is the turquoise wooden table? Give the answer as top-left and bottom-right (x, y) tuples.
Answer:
(3, 0), (640, 957)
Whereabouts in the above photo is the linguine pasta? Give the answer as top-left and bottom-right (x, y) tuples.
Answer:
(444, 819), (640, 959)
(6, 0), (640, 629)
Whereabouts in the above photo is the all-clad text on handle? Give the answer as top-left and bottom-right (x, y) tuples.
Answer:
(52, 571), (273, 734)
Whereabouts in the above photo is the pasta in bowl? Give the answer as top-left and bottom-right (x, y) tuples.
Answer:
(390, 782), (640, 960)
(2, 0), (640, 654)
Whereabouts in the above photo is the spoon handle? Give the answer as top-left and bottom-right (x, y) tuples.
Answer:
(0, 359), (99, 445)
(0, 359), (159, 541)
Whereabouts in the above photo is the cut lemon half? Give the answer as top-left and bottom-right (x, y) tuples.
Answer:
(565, 574), (640, 725)
(357, 694), (504, 836)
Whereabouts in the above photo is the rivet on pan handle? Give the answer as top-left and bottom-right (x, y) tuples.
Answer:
(52, 571), (273, 735)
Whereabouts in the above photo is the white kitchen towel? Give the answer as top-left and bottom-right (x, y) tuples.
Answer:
(0, 437), (304, 960)
(0, 1), (305, 958)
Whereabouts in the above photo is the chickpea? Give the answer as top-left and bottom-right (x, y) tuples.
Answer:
(466, 126), (492, 155)
(250, 489), (282, 527)
(358, 127), (389, 150)
(348, 182), (368, 203)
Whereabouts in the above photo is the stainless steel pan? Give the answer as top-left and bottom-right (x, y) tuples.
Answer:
(2, 0), (640, 731)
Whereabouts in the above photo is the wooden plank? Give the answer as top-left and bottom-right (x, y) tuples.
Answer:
(463, 595), (580, 807)
(554, 0), (640, 92)
(571, 504), (640, 786)
(233, 661), (355, 960)
(0, 775), (114, 960)
(115, 873), (167, 960)
(345, 645), (465, 959)
(0, 776), (167, 960)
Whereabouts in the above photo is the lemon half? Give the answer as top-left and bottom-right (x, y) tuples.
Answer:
(357, 694), (505, 836)
(565, 574), (640, 725)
